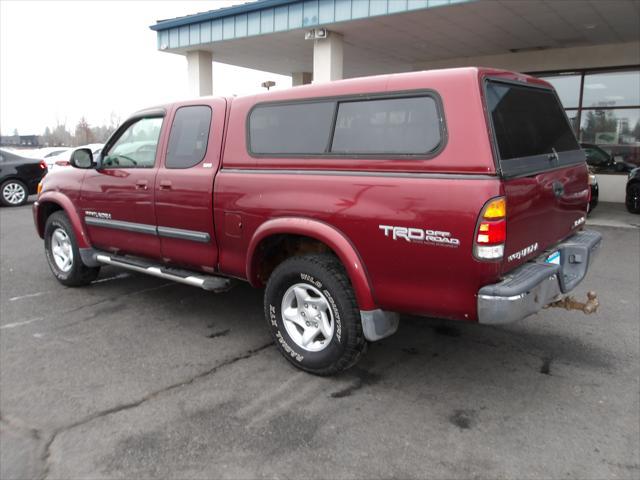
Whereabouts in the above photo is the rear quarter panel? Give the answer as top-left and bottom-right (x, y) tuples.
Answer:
(215, 172), (502, 320)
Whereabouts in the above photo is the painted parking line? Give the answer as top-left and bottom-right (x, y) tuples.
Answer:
(0, 316), (45, 329)
(1, 283), (173, 330)
(91, 273), (131, 284)
(6, 273), (132, 303)
(8, 292), (47, 302)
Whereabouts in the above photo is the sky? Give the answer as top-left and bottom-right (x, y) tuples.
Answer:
(0, 0), (292, 136)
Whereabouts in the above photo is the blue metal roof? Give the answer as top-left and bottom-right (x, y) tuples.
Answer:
(150, 0), (296, 31)
(151, 0), (473, 51)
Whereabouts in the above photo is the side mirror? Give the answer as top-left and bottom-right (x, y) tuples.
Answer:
(70, 148), (94, 169)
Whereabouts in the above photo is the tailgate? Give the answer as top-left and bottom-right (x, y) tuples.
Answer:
(485, 79), (590, 273)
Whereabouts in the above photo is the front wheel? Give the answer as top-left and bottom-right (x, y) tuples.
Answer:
(626, 184), (640, 214)
(44, 211), (100, 286)
(264, 254), (367, 375)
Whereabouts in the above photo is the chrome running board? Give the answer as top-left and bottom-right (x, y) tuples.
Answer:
(94, 253), (232, 292)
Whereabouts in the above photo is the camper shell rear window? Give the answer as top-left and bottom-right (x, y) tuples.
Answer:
(485, 79), (583, 177)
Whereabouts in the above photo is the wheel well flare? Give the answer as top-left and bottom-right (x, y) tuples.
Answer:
(247, 219), (376, 310)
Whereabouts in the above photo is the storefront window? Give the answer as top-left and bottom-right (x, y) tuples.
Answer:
(565, 110), (579, 134)
(536, 68), (640, 172)
(580, 108), (640, 172)
(583, 70), (640, 108)
(540, 75), (581, 108)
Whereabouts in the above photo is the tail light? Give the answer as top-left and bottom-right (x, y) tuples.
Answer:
(474, 197), (506, 261)
(39, 160), (47, 170)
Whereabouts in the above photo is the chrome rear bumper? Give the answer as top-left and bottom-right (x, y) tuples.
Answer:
(477, 230), (602, 325)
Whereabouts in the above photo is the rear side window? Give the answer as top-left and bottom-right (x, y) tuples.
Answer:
(249, 102), (335, 155)
(248, 93), (443, 157)
(486, 81), (579, 161)
(166, 106), (212, 169)
(332, 97), (440, 154)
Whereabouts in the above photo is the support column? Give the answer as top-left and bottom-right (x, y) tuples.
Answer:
(313, 32), (343, 83)
(186, 50), (213, 97)
(291, 72), (312, 86)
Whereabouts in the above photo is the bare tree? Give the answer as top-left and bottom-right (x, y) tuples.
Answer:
(50, 123), (72, 147)
(74, 117), (94, 146)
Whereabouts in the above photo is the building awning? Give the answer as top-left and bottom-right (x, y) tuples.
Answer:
(150, 0), (640, 78)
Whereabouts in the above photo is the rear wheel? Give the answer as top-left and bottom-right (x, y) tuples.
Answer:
(44, 211), (100, 286)
(626, 183), (640, 214)
(0, 179), (28, 207)
(264, 254), (367, 375)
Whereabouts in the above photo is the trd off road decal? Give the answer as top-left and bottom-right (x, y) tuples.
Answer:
(85, 210), (112, 219)
(379, 225), (460, 247)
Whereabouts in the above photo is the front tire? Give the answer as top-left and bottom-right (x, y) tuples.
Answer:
(44, 211), (100, 286)
(0, 179), (28, 207)
(626, 183), (640, 214)
(264, 254), (367, 375)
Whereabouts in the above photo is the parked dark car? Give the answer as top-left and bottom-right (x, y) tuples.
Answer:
(581, 143), (635, 173)
(0, 149), (47, 206)
(626, 168), (640, 214)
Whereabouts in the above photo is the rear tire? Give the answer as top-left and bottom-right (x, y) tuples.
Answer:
(0, 179), (28, 207)
(44, 211), (100, 286)
(264, 254), (367, 375)
(626, 183), (640, 214)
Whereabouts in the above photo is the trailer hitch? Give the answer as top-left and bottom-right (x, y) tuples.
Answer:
(546, 291), (599, 314)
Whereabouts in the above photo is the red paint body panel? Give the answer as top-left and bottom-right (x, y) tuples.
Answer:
(78, 167), (161, 257)
(35, 185), (89, 247)
(216, 172), (502, 319)
(501, 164), (589, 271)
(154, 98), (227, 271)
(34, 67), (590, 323)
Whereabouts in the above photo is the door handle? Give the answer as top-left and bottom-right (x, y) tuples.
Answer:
(135, 180), (148, 190)
(159, 180), (172, 190)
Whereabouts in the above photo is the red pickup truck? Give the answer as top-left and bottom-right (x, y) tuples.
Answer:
(34, 67), (601, 375)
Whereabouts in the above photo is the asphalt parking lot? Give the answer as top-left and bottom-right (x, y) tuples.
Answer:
(1, 200), (639, 479)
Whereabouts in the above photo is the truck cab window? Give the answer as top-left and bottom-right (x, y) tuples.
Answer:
(102, 117), (163, 169)
(166, 106), (212, 169)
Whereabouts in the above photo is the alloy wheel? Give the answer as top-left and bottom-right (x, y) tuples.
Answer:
(2, 182), (26, 205)
(281, 283), (335, 352)
(51, 228), (74, 272)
